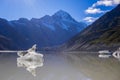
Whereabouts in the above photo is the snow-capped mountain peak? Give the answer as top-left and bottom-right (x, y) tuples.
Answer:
(52, 10), (75, 22)
(54, 10), (70, 17)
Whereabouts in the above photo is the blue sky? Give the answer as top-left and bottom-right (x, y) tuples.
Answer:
(0, 0), (119, 23)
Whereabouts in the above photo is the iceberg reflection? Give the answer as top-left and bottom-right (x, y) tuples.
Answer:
(17, 44), (44, 76)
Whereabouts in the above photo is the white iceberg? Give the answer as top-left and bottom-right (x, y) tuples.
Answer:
(17, 44), (44, 76)
(112, 47), (120, 60)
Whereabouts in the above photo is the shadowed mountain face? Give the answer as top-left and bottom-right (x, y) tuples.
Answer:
(63, 4), (120, 51)
(0, 18), (28, 50)
(0, 10), (86, 50)
(0, 35), (11, 50)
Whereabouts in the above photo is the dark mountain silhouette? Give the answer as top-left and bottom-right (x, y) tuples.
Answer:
(63, 4), (120, 51)
(0, 10), (86, 50)
(0, 18), (28, 50)
(0, 35), (11, 50)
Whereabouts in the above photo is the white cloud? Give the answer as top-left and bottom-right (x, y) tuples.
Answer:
(92, 0), (120, 7)
(92, 0), (113, 7)
(83, 17), (98, 23)
(85, 0), (120, 14)
(85, 7), (104, 14)
(114, 0), (120, 4)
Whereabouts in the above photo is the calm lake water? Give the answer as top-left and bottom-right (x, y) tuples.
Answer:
(0, 52), (120, 80)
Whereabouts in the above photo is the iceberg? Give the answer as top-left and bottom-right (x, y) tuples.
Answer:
(17, 44), (44, 76)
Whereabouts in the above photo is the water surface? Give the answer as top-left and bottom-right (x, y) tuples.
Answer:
(0, 52), (120, 80)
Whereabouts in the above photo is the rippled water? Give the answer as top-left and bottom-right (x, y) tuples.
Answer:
(0, 52), (120, 80)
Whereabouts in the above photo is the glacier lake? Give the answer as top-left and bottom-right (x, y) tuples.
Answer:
(0, 52), (120, 80)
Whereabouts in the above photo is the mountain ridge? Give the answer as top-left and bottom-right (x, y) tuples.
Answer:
(0, 10), (86, 50)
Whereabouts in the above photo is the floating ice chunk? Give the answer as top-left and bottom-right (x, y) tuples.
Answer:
(112, 47), (120, 60)
(17, 44), (44, 76)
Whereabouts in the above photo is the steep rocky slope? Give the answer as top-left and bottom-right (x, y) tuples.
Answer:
(63, 4), (120, 51)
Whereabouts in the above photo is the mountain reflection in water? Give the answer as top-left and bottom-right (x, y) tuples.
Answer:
(0, 52), (120, 80)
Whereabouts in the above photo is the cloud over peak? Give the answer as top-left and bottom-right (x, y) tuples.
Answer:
(83, 17), (98, 23)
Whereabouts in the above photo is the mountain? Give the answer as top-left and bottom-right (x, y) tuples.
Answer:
(0, 35), (11, 50)
(63, 4), (120, 51)
(0, 18), (28, 50)
(0, 10), (86, 50)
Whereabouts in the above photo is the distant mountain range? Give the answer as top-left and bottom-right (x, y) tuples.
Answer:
(62, 4), (120, 51)
(0, 10), (86, 50)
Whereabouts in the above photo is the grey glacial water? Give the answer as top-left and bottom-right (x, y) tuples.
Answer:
(0, 52), (120, 80)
